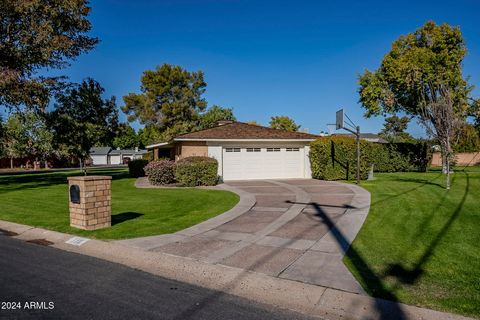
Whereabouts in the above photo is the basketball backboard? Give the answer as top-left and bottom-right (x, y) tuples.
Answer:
(336, 109), (344, 130)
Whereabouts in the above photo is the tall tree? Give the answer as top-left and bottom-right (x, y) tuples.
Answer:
(49, 79), (118, 162)
(138, 125), (163, 147)
(4, 112), (54, 168)
(269, 116), (300, 131)
(4, 113), (27, 168)
(379, 115), (413, 142)
(122, 64), (207, 141)
(199, 105), (236, 130)
(0, 0), (98, 111)
(454, 123), (480, 152)
(358, 21), (475, 189)
(113, 123), (139, 150)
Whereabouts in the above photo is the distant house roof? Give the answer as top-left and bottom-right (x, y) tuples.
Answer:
(90, 147), (147, 156)
(110, 149), (148, 155)
(174, 122), (320, 141)
(332, 133), (388, 143)
(90, 147), (112, 155)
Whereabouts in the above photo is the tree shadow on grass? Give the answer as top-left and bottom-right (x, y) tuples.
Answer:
(367, 172), (443, 208)
(386, 175), (444, 188)
(384, 172), (469, 285)
(111, 212), (144, 226)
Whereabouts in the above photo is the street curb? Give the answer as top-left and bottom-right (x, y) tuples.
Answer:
(0, 219), (473, 320)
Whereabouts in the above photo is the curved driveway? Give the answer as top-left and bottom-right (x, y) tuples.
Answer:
(119, 179), (371, 294)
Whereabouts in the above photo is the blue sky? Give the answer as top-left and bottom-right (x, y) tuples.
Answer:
(51, 0), (479, 136)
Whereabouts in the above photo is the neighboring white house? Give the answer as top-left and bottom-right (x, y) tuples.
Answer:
(146, 121), (319, 180)
(89, 147), (148, 165)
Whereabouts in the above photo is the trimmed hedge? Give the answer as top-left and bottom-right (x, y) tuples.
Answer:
(128, 159), (149, 178)
(366, 142), (431, 173)
(310, 137), (430, 181)
(310, 136), (370, 180)
(175, 156), (218, 187)
(144, 160), (176, 185)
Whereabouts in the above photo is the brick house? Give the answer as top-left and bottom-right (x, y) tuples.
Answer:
(146, 121), (319, 180)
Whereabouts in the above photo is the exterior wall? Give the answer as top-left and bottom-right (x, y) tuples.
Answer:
(176, 141), (208, 160)
(207, 145), (223, 176)
(431, 152), (480, 166)
(304, 145), (312, 178)
(152, 147), (174, 160)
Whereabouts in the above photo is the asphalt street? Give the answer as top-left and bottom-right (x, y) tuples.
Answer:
(0, 234), (317, 320)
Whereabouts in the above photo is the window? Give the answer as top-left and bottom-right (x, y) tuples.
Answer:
(225, 147), (241, 152)
(266, 148), (280, 152)
(286, 147), (300, 152)
(246, 147), (261, 152)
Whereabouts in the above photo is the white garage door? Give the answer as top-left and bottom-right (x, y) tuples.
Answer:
(222, 147), (303, 180)
(109, 155), (121, 165)
(91, 155), (107, 165)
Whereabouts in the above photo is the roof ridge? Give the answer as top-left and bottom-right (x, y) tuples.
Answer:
(175, 121), (237, 138)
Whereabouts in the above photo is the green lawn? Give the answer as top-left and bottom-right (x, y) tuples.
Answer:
(344, 167), (480, 318)
(0, 168), (239, 239)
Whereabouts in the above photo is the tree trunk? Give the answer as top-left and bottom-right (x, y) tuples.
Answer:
(445, 138), (451, 190)
(440, 139), (453, 190)
(10, 157), (13, 169)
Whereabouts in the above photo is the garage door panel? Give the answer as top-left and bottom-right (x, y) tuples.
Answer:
(223, 147), (303, 180)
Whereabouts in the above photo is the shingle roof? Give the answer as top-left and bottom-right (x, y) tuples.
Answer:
(90, 147), (148, 155)
(175, 122), (319, 140)
(110, 149), (148, 155)
(90, 147), (112, 155)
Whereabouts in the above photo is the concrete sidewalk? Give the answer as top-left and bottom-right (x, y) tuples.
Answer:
(119, 179), (370, 294)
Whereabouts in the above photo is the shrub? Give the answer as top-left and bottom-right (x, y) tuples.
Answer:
(144, 160), (176, 185)
(128, 159), (149, 177)
(174, 156), (218, 187)
(310, 137), (431, 181)
(142, 151), (153, 161)
(310, 136), (371, 181)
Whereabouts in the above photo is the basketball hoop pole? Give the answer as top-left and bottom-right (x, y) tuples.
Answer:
(335, 109), (361, 185)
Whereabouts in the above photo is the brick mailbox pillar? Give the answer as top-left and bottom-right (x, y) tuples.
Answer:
(67, 176), (112, 230)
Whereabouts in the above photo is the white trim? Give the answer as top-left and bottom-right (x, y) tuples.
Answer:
(146, 142), (170, 149)
(174, 138), (316, 142)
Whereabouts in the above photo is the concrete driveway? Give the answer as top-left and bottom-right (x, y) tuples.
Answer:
(119, 179), (371, 294)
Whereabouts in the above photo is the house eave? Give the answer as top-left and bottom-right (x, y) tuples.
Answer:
(173, 138), (317, 142)
(146, 142), (172, 149)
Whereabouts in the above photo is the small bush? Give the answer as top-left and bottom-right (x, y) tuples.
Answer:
(128, 159), (149, 178)
(175, 156), (218, 187)
(142, 151), (153, 161)
(144, 160), (176, 185)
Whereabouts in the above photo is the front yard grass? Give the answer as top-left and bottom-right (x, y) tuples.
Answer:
(0, 168), (239, 239)
(344, 167), (480, 318)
